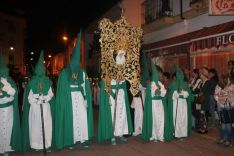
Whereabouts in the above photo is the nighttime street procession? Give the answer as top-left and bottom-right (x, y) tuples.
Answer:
(1, 0), (234, 156)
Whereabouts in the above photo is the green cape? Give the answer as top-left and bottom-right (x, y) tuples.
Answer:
(167, 69), (194, 140)
(142, 64), (170, 142)
(0, 54), (22, 151)
(21, 79), (55, 151)
(21, 50), (55, 151)
(0, 77), (22, 152)
(98, 80), (133, 143)
(54, 67), (93, 149)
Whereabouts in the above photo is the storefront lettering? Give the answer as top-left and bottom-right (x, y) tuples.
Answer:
(216, 34), (234, 46)
(210, 0), (234, 15)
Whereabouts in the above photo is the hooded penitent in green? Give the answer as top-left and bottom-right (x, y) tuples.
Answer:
(21, 50), (55, 151)
(98, 80), (133, 143)
(0, 54), (22, 153)
(97, 80), (114, 143)
(141, 63), (170, 141)
(54, 29), (93, 149)
(167, 67), (194, 140)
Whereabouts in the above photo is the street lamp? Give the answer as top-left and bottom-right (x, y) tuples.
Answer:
(10, 46), (14, 51)
(48, 54), (52, 58)
(30, 58), (33, 61)
(62, 36), (68, 41)
(31, 52), (34, 55)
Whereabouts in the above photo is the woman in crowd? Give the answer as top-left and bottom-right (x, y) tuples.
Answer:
(197, 69), (210, 133)
(189, 69), (203, 129)
(214, 74), (233, 147)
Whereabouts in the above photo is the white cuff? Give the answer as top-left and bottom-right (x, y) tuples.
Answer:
(43, 87), (54, 103)
(0, 96), (14, 104)
(173, 91), (179, 100)
(181, 90), (189, 98)
(2, 84), (16, 96)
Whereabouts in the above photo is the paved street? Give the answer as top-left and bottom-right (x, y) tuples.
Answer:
(12, 109), (234, 156)
(12, 131), (234, 156)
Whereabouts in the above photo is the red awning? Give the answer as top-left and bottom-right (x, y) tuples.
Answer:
(144, 21), (234, 51)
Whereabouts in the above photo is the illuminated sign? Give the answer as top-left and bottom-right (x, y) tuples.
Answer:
(209, 0), (234, 15)
(216, 33), (234, 46)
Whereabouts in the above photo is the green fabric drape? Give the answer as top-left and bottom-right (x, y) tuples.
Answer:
(98, 80), (133, 143)
(54, 67), (93, 149)
(97, 80), (114, 143)
(141, 83), (170, 141)
(0, 54), (22, 151)
(167, 69), (194, 140)
(21, 77), (55, 151)
(8, 78), (22, 152)
(21, 50), (55, 151)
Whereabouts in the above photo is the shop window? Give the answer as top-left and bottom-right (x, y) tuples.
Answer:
(144, 0), (173, 24)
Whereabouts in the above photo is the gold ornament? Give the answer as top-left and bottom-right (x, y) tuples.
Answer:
(99, 16), (143, 96)
(72, 73), (78, 80)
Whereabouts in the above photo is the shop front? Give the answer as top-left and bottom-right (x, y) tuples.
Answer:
(143, 21), (234, 75)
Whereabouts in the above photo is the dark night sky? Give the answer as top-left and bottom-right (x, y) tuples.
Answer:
(2, 0), (119, 53)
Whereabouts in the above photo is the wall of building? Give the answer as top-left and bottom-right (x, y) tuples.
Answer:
(0, 11), (26, 74)
(121, 0), (145, 27)
(144, 12), (234, 44)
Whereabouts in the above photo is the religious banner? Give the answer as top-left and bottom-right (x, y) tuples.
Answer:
(209, 0), (234, 15)
(99, 16), (143, 96)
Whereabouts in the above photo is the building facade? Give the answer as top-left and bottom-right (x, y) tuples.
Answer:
(0, 10), (26, 75)
(143, 0), (234, 75)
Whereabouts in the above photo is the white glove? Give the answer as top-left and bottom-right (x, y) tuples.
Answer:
(2, 84), (9, 92)
(173, 91), (179, 99)
(8, 96), (14, 102)
(36, 94), (44, 105)
(1, 78), (9, 86)
(38, 94), (44, 101)
(33, 94), (39, 99)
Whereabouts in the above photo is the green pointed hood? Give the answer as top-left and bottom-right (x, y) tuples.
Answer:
(151, 62), (159, 86)
(34, 50), (46, 77)
(140, 52), (149, 87)
(176, 66), (184, 83)
(0, 54), (9, 77)
(175, 66), (187, 90)
(70, 29), (82, 73)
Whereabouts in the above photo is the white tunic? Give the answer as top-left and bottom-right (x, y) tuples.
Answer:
(172, 90), (189, 138)
(28, 87), (53, 149)
(131, 97), (143, 136)
(0, 78), (16, 154)
(131, 84), (145, 136)
(71, 72), (88, 143)
(110, 80), (129, 137)
(151, 81), (166, 141)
